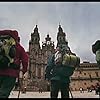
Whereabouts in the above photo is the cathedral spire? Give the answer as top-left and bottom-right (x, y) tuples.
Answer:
(57, 24), (68, 48)
(45, 34), (51, 41)
(59, 22), (61, 26)
(58, 23), (63, 33)
(31, 24), (40, 45)
(34, 24), (38, 33)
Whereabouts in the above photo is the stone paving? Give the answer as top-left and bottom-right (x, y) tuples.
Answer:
(9, 90), (100, 98)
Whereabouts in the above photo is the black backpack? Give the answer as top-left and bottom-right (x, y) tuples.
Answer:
(0, 34), (16, 69)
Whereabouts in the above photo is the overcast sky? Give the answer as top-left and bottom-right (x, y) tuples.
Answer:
(0, 2), (100, 63)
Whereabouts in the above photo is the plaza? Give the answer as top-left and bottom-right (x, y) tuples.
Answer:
(9, 90), (99, 98)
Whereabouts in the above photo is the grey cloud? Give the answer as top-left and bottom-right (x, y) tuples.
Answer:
(0, 2), (100, 63)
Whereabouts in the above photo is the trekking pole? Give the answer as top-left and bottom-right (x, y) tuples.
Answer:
(18, 71), (24, 98)
(18, 78), (21, 98)
(69, 86), (73, 98)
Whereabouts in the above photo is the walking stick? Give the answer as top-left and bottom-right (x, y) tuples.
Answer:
(18, 78), (21, 98)
(69, 87), (73, 98)
(17, 71), (24, 98)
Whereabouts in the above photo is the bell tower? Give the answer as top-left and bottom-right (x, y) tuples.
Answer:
(30, 25), (40, 49)
(57, 24), (68, 48)
(42, 34), (55, 58)
(29, 25), (41, 79)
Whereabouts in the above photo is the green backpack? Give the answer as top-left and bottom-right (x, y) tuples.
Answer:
(0, 34), (16, 69)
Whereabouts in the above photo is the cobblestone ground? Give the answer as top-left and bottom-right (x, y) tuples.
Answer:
(9, 90), (100, 98)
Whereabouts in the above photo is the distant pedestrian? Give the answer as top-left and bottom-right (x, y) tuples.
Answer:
(39, 88), (43, 93)
(98, 86), (100, 98)
(79, 87), (84, 93)
(96, 85), (100, 97)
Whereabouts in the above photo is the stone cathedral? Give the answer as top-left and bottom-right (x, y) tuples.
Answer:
(25, 24), (100, 91)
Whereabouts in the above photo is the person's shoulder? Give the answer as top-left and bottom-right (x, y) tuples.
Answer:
(16, 43), (25, 51)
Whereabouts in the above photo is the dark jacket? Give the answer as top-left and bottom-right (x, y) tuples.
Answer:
(0, 30), (28, 77)
(92, 40), (100, 54)
(45, 54), (75, 83)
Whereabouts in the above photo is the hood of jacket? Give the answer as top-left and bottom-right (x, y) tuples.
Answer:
(0, 30), (19, 41)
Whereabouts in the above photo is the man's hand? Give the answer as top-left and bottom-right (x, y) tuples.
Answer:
(45, 74), (51, 81)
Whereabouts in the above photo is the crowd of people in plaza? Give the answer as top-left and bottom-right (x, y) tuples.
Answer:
(79, 83), (100, 96)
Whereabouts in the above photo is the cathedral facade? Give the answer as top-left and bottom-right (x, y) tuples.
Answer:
(26, 25), (100, 91)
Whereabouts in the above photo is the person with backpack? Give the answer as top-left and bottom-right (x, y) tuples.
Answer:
(0, 30), (28, 98)
(92, 40), (100, 67)
(45, 45), (80, 98)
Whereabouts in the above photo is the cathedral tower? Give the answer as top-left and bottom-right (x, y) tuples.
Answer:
(29, 25), (41, 79)
(42, 34), (55, 57)
(29, 25), (40, 51)
(57, 24), (68, 47)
